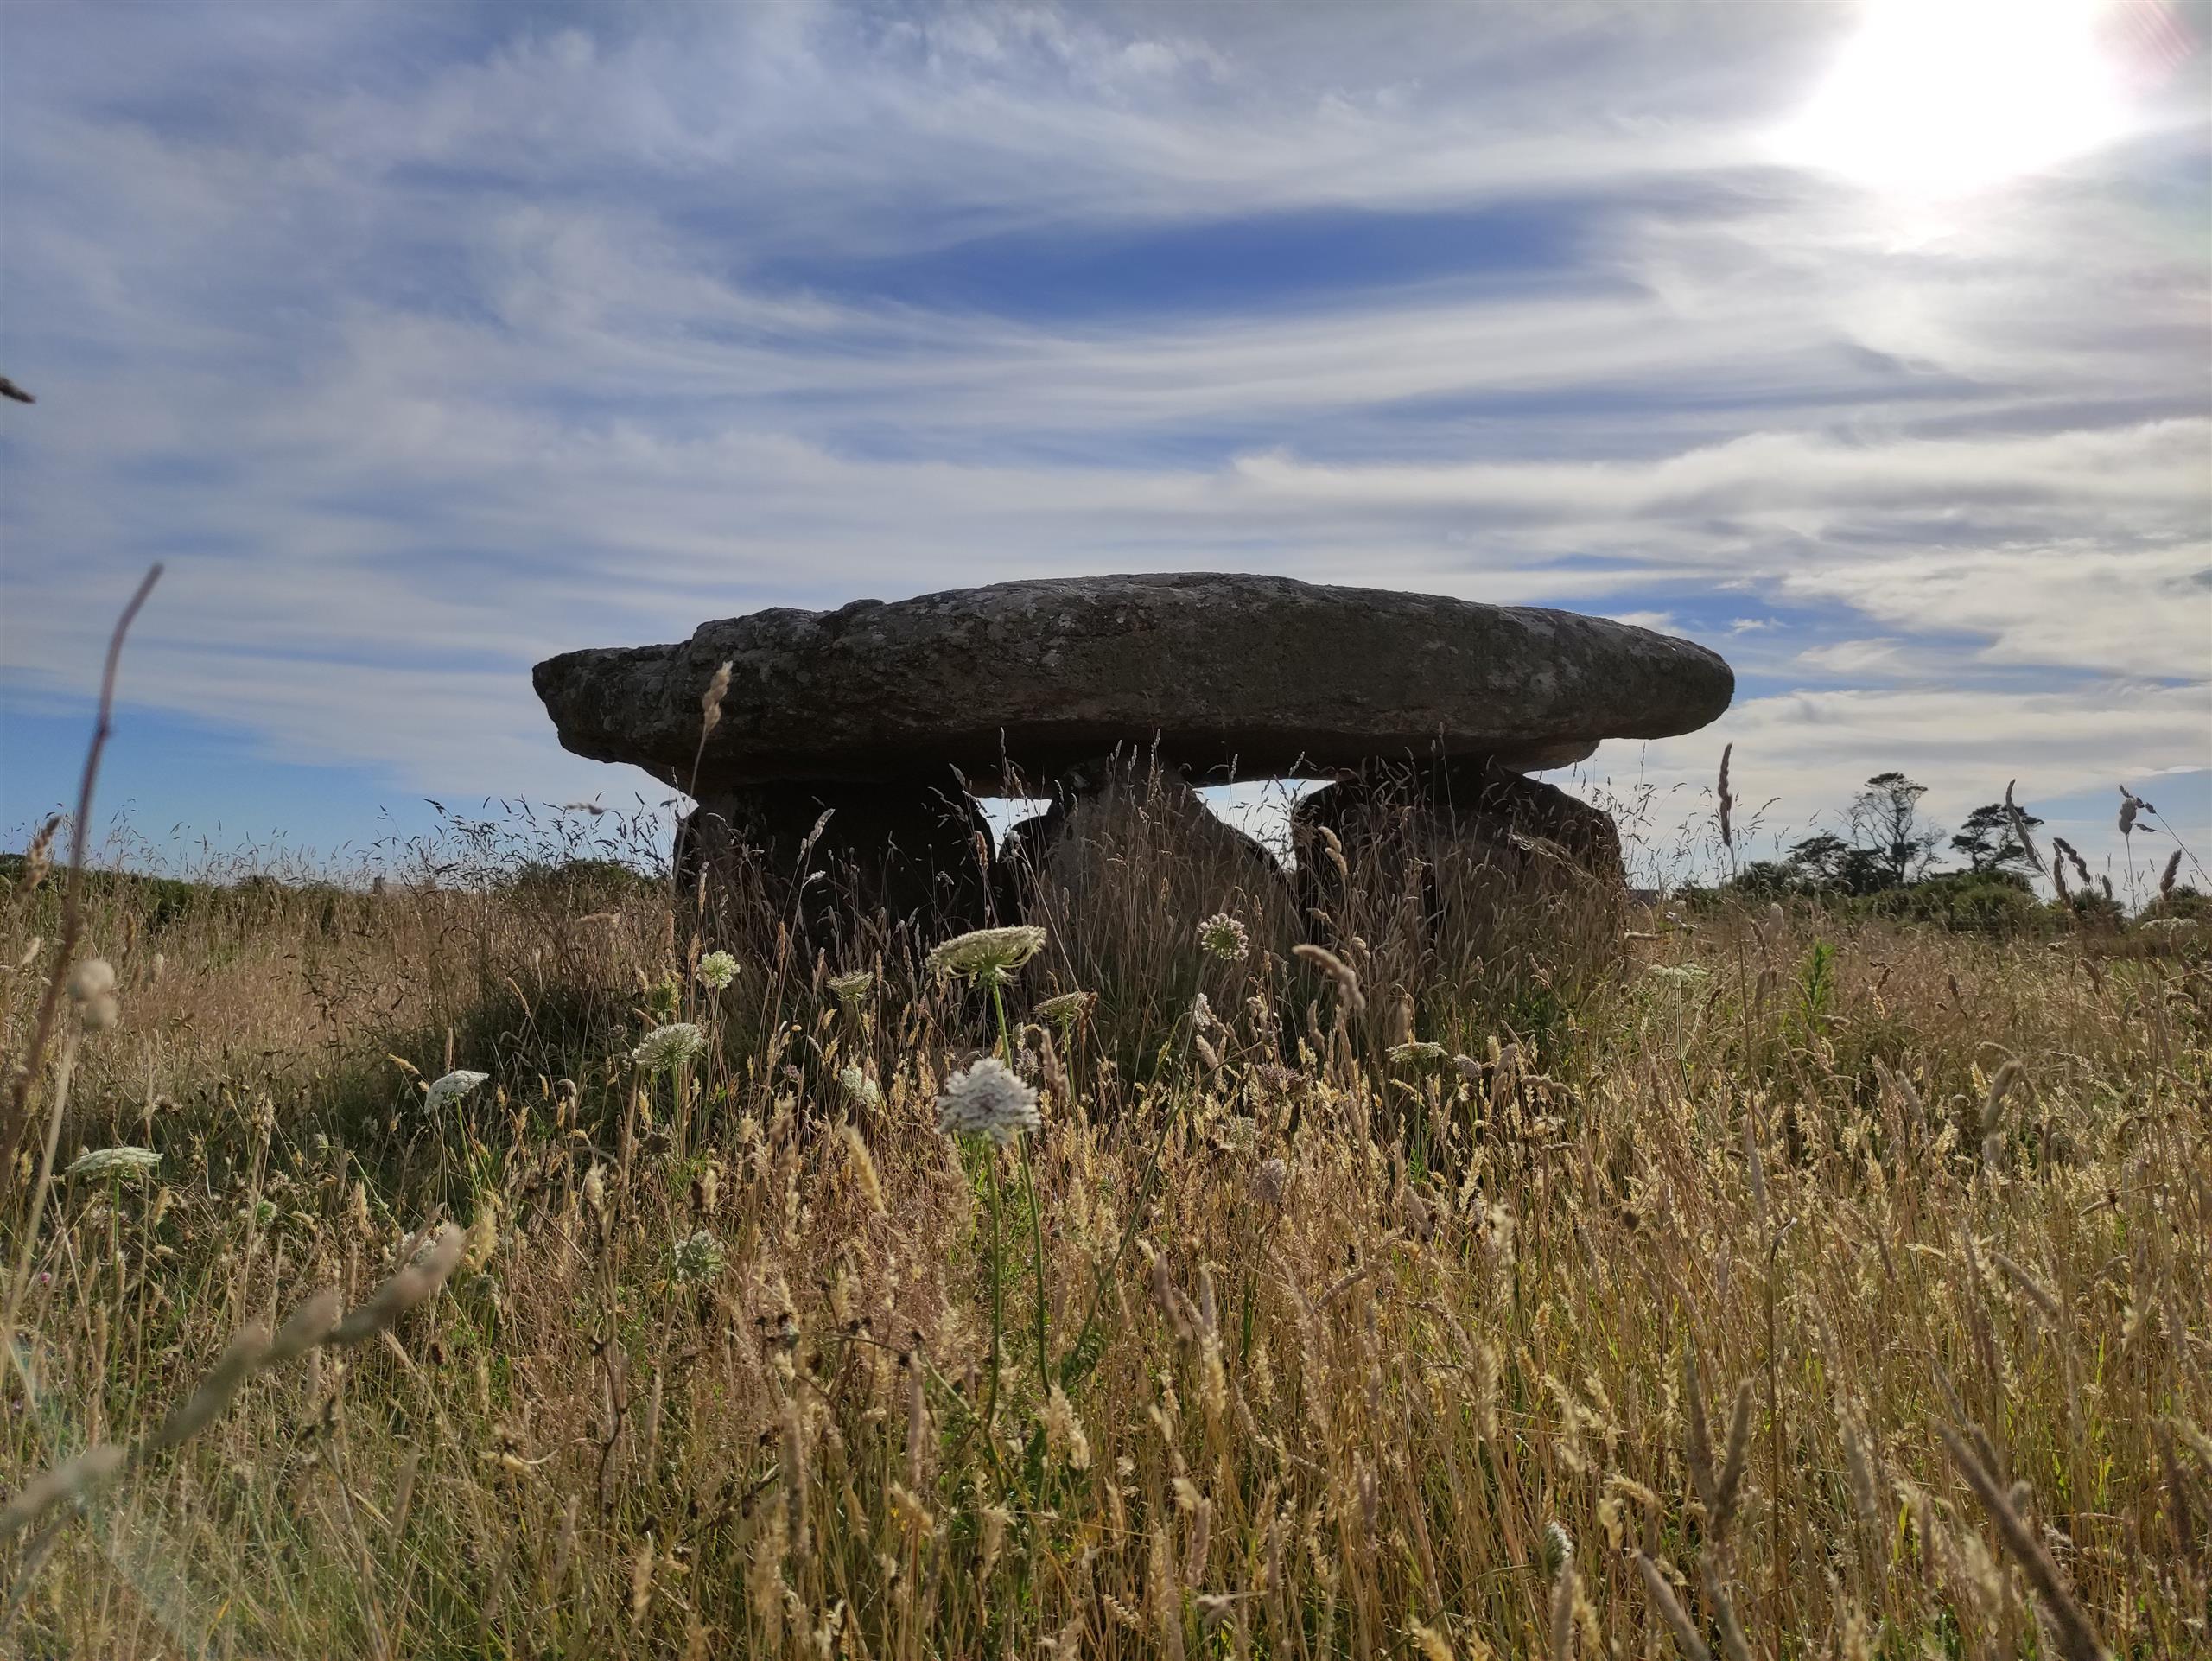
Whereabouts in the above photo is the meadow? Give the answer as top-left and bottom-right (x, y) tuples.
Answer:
(0, 770), (2205, 1660)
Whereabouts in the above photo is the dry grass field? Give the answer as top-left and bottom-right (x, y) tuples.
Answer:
(1, 775), (2207, 1659)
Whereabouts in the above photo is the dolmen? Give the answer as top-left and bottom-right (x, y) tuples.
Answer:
(532, 572), (1733, 934)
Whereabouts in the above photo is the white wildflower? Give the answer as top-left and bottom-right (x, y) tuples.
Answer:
(1646, 963), (1711, 989)
(827, 970), (874, 1003)
(1037, 990), (1096, 1028)
(1388, 1040), (1447, 1067)
(696, 951), (740, 991)
(1250, 1156), (1289, 1207)
(64, 1145), (160, 1182)
(839, 1064), (883, 1109)
(633, 1022), (708, 1073)
(2141, 916), (2197, 933)
(68, 958), (120, 1031)
(423, 1069), (490, 1112)
(671, 1229), (726, 1285)
(1196, 912), (1249, 962)
(926, 926), (1046, 987)
(935, 1057), (1040, 1146)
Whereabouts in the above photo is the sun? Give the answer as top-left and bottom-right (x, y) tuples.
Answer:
(1779, 0), (2139, 199)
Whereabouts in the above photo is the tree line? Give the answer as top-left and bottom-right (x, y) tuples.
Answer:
(1703, 773), (2202, 932)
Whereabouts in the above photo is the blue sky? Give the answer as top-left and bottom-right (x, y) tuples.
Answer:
(2, 1), (2207, 890)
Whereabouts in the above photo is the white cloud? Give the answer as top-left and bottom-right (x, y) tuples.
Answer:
(1796, 639), (1905, 676)
(0, 0), (2204, 872)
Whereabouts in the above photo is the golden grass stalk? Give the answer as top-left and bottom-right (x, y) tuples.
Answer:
(327, 1225), (466, 1346)
(1937, 1425), (2108, 1661)
(1633, 1552), (1713, 1661)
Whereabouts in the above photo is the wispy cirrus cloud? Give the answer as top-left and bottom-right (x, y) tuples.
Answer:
(2, 1), (2205, 873)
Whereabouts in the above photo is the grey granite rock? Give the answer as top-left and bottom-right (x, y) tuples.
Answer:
(533, 573), (1732, 791)
(677, 777), (995, 938)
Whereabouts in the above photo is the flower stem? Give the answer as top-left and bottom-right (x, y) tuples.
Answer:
(1020, 1131), (1048, 1391)
(989, 975), (1049, 1389)
(982, 1151), (1005, 1448)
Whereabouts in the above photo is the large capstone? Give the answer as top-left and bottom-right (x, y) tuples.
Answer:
(533, 572), (1733, 792)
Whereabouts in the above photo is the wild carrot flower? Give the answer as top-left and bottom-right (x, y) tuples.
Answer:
(68, 958), (120, 1031)
(64, 1146), (160, 1182)
(1645, 964), (1710, 989)
(1388, 1040), (1447, 1067)
(671, 1229), (726, 1285)
(1250, 1156), (1289, 1207)
(423, 1070), (490, 1112)
(1196, 912), (1249, 962)
(927, 926), (1046, 987)
(828, 970), (874, 1004)
(633, 1023), (707, 1072)
(839, 1064), (882, 1108)
(1037, 990), (1095, 1028)
(936, 1057), (1040, 1145)
(696, 951), (740, 991)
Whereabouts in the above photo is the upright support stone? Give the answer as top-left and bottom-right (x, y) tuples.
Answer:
(677, 776), (994, 942)
(994, 757), (1287, 921)
(1292, 758), (1624, 932)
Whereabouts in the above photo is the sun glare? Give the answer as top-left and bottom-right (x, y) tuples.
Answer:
(1781, 0), (2136, 199)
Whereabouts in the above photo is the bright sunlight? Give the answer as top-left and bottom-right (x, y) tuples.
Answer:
(1782, 0), (2139, 197)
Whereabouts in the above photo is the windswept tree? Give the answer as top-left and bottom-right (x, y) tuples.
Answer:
(1950, 801), (2043, 875)
(1848, 772), (1942, 889)
(1777, 773), (1944, 895)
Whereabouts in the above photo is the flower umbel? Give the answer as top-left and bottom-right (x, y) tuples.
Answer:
(633, 1023), (708, 1072)
(839, 1064), (883, 1109)
(1197, 912), (1250, 962)
(935, 1057), (1040, 1146)
(671, 1229), (726, 1285)
(827, 970), (874, 1004)
(1037, 990), (1096, 1028)
(696, 951), (740, 991)
(68, 958), (120, 1031)
(423, 1070), (490, 1113)
(927, 926), (1046, 987)
(1388, 1040), (1447, 1068)
(64, 1146), (160, 1182)
(1645, 964), (1711, 990)
(1250, 1156), (1289, 1208)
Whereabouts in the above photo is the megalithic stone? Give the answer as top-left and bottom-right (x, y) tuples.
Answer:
(532, 572), (1732, 794)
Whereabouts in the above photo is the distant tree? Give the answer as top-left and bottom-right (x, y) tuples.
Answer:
(1783, 831), (1891, 896)
(1722, 859), (1800, 899)
(1848, 772), (1942, 889)
(1950, 801), (2043, 875)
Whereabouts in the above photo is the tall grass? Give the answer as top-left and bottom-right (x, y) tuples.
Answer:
(2, 780), (2206, 1658)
